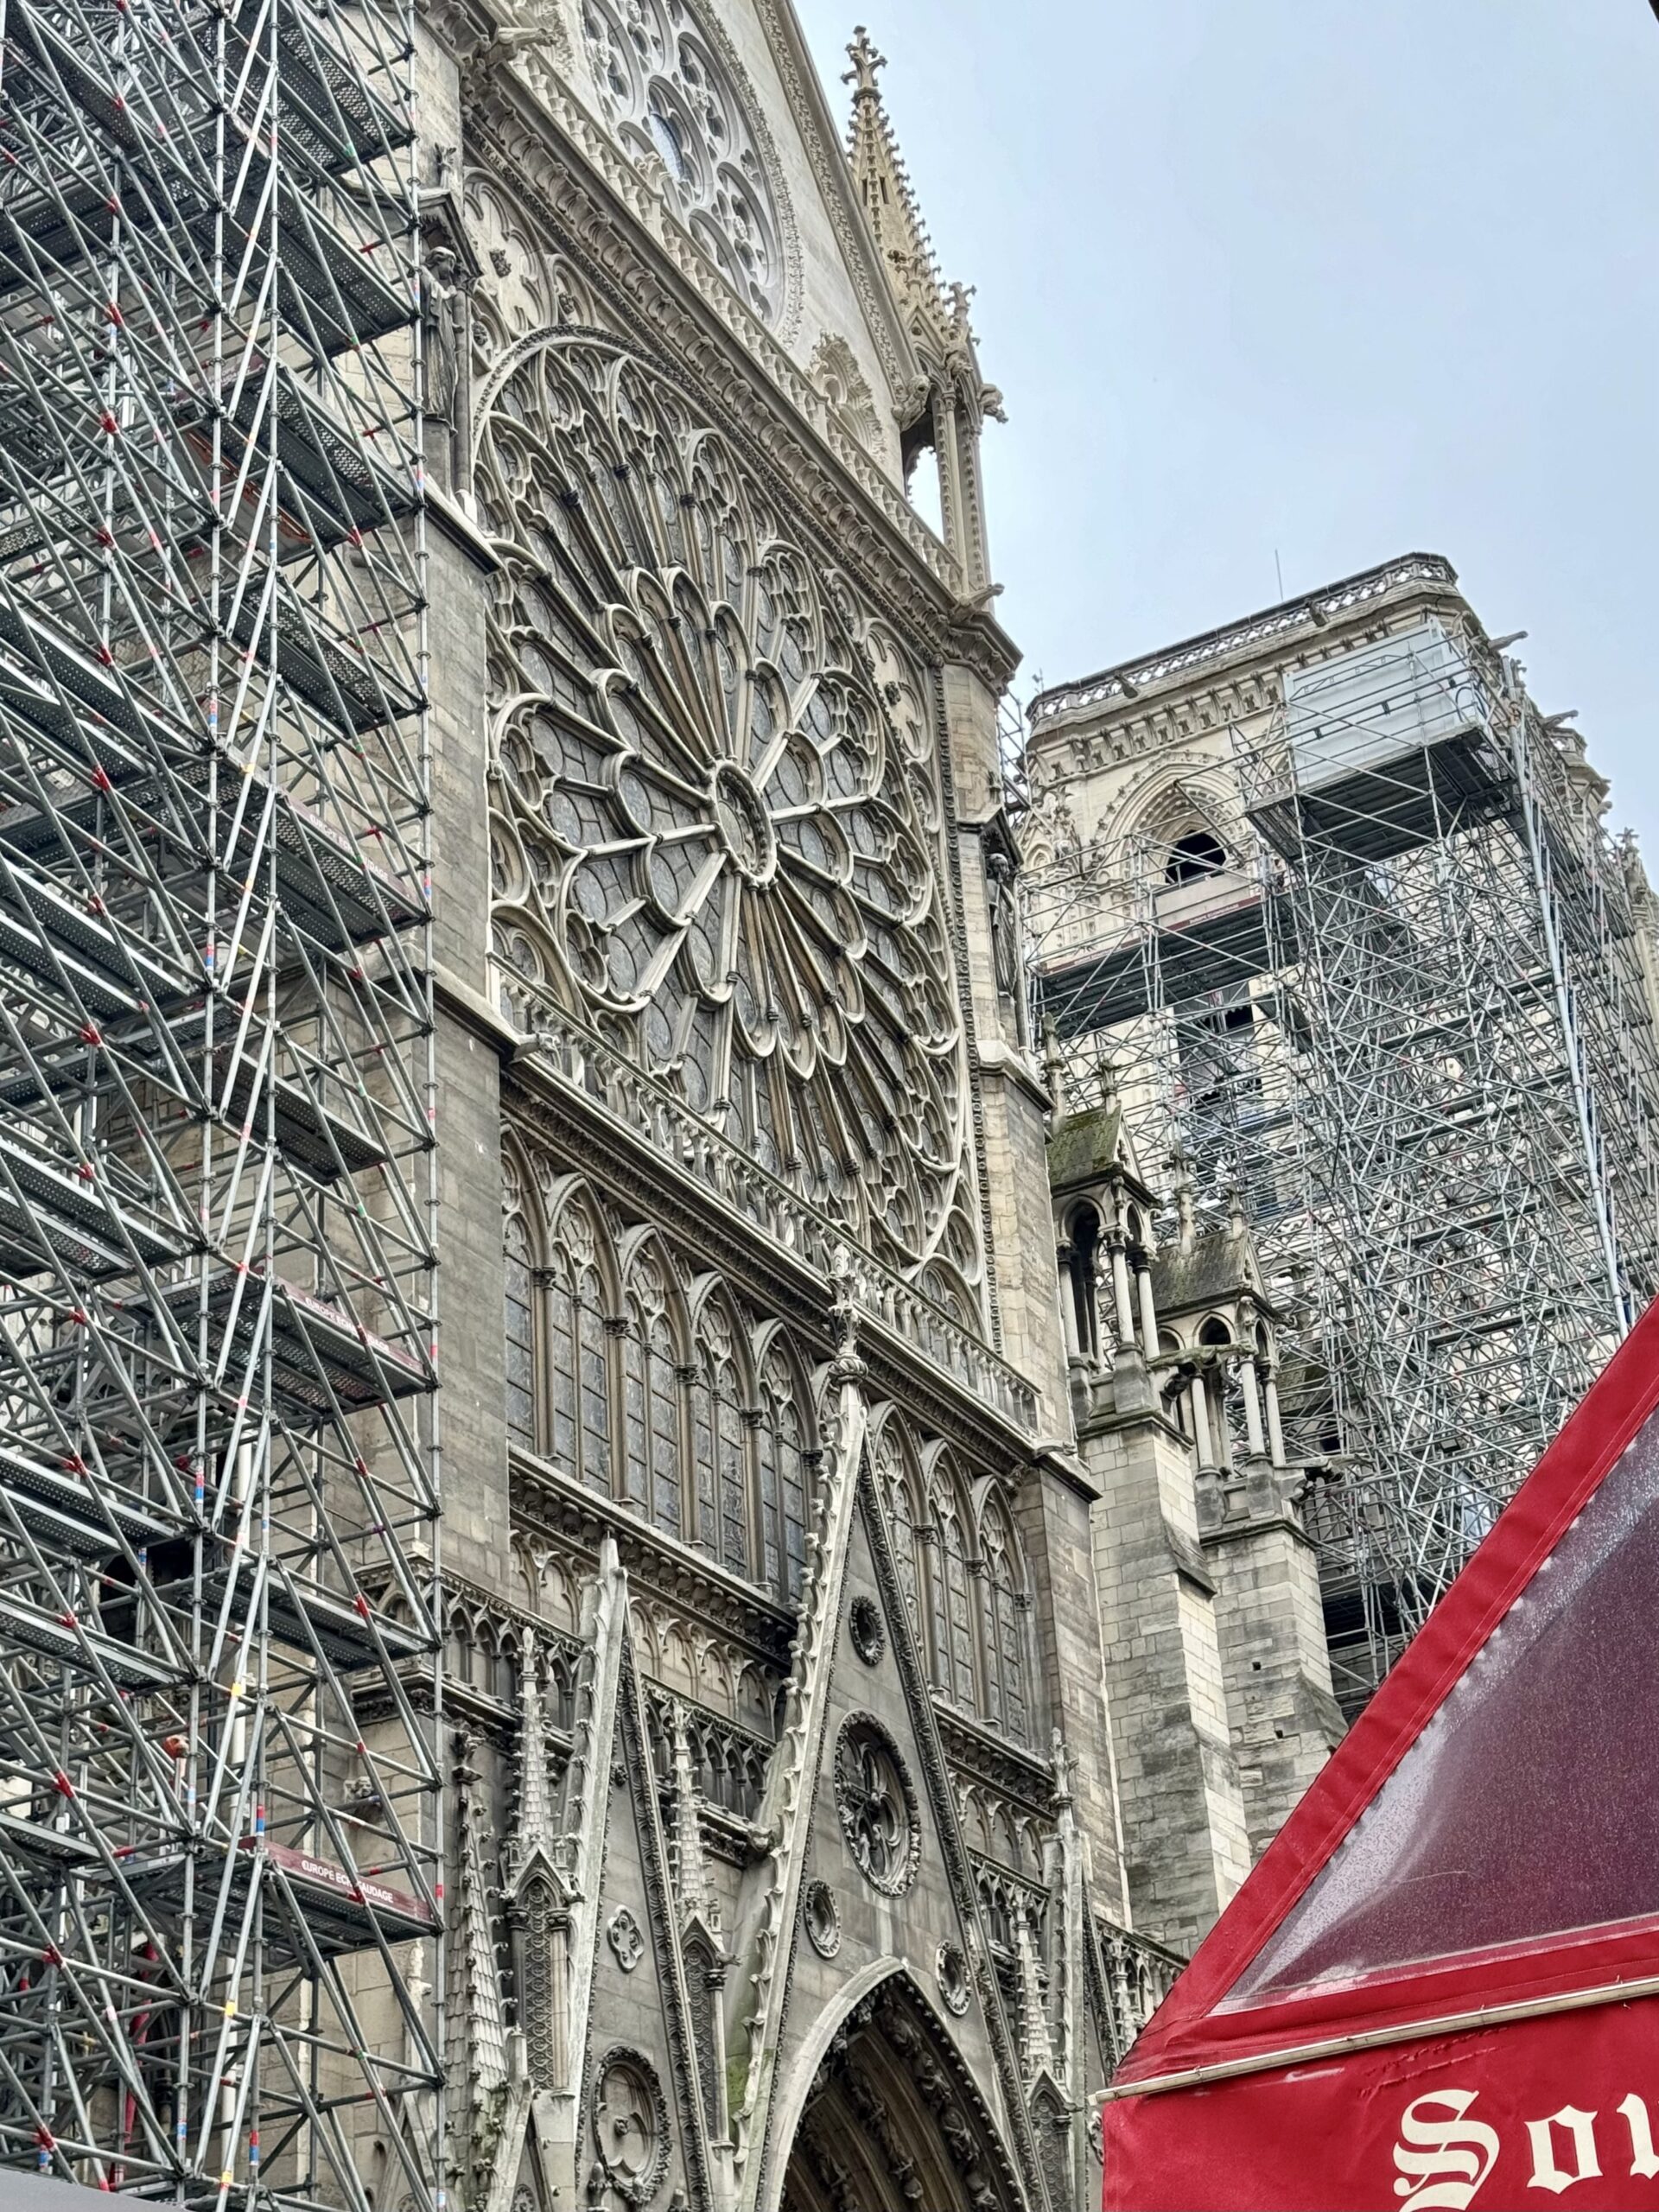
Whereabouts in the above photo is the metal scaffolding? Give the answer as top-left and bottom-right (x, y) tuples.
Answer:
(1027, 609), (1659, 1713)
(0, 0), (439, 2202)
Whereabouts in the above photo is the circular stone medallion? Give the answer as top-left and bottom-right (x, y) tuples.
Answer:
(848, 1593), (885, 1667)
(936, 1939), (970, 2017)
(832, 1713), (919, 1897)
(803, 1878), (841, 1959)
(592, 2046), (670, 2205)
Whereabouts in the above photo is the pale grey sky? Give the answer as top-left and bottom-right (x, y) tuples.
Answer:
(791, 0), (1659, 849)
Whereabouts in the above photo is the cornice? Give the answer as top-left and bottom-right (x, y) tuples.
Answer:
(937, 1706), (1057, 1819)
(1028, 552), (1463, 740)
(510, 1450), (795, 1669)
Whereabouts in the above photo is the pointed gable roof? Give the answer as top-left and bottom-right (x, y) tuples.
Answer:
(1111, 1293), (1659, 2095)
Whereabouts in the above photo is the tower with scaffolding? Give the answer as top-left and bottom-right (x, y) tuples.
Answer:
(1026, 554), (1659, 1712)
(0, 0), (440, 2201)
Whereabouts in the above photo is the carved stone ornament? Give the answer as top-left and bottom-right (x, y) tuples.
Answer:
(592, 2045), (671, 2204)
(848, 1592), (884, 1667)
(607, 1905), (645, 1973)
(802, 1878), (841, 1959)
(832, 1713), (920, 1897)
(936, 1938), (970, 2017)
(577, 0), (798, 334)
(479, 330), (981, 1297)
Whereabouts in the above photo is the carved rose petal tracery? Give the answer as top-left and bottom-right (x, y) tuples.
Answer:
(479, 332), (976, 1287)
(577, 0), (796, 333)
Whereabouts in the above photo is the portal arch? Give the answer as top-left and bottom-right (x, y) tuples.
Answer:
(769, 1966), (1022, 2212)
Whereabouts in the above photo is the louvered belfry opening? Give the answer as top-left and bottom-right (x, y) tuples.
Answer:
(0, 0), (439, 2200)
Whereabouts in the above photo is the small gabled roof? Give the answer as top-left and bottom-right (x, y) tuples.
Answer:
(1148, 1228), (1261, 1319)
(1048, 1102), (1125, 1198)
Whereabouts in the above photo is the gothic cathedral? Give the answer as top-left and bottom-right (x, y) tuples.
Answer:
(416, 5), (1139, 2209)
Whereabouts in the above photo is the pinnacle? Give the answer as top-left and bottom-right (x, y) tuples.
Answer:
(842, 21), (950, 336)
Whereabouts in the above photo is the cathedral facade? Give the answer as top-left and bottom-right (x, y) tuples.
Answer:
(414, 7), (1159, 2209)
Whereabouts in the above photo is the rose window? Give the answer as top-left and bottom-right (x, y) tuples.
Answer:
(833, 1714), (919, 1897)
(578, 0), (794, 331)
(479, 334), (975, 1286)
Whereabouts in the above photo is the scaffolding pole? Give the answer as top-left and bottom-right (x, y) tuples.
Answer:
(1027, 613), (1659, 1716)
(0, 0), (440, 2201)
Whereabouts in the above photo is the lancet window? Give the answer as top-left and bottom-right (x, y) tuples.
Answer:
(690, 1297), (752, 1578)
(622, 1254), (686, 1538)
(877, 1427), (926, 1641)
(501, 1166), (813, 1603)
(754, 1342), (809, 1599)
(980, 1497), (1030, 1745)
(546, 1203), (614, 1497)
(929, 1467), (980, 1713)
(505, 1208), (537, 1450)
(870, 1412), (1038, 1746)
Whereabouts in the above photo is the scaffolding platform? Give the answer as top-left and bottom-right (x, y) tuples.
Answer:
(228, 587), (423, 736)
(0, 602), (204, 781)
(153, 1270), (432, 1421)
(0, 1121), (184, 1281)
(0, 768), (426, 953)
(0, 1590), (187, 1691)
(1248, 724), (1514, 865)
(0, 150), (414, 361)
(0, 857), (201, 1020)
(1042, 874), (1286, 1036)
(0, 1440), (175, 1557)
(191, 365), (422, 556)
(119, 1838), (436, 1959)
(9, 0), (413, 181)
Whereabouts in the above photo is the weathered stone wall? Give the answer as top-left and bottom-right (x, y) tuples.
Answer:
(1077, 1373), (1251, 1952)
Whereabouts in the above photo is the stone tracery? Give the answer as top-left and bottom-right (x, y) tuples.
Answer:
(503, 1154), (818, 1601)
(576, 0), (796, 332)
(480, 333), (976, 1292)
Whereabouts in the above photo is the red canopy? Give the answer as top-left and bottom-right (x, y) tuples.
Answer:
(1102, 1294), (1659, 2210)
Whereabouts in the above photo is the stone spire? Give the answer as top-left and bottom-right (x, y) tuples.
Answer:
(842, 27), (950, 343)
(502, 1627), (560, 1895)
(669, 1701), (714, 1928)
(452, 1737), (511, 2100)
(1014, 1910), (1057, 2082)
(842, 26), (1003, 596)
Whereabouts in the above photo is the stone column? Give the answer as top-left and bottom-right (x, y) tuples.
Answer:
(1187, 1375), (1214, 1469)
(1239, 1357), (1267, 1459)
(1263, 1364), (1287, 1468)
(1110, 1237), (1136, 1347)
(1057, 1241), (1081, 1358)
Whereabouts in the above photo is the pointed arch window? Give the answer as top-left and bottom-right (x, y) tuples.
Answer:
(545, 1203), (615, 1497)
(755, 1344), (808, 1600)
(505, 1207), (538, 1450)
(876, 1428), (925, 1649)
(624, 1256), (687, 1541)
(929, 1473), (978, 1712)
(690, 1300), (752, 1578)
(980, 1497), (1031, 1745)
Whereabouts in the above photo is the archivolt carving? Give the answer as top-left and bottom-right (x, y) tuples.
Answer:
(479, 330), (976, 1286)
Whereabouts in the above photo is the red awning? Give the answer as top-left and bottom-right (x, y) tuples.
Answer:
(1103, 1294), (1659, 2210)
